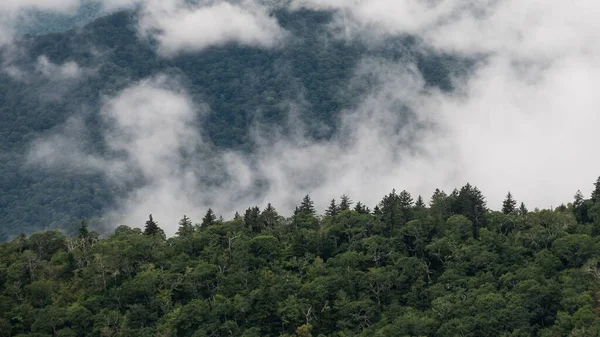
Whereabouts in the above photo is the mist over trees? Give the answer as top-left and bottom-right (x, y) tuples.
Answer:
(2, 181), (600, 336)
(0, 9), (459, 241)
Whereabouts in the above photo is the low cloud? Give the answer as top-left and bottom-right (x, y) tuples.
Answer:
(29, 75), (209, 235)
(0, 0), (80, 14)
(1, 0), (286, 57)
(27, 65), (447, 235)
(35, 56), (84, 80)
(283, 0), (600, 208)
(135, 0), (287, 57)
(0, 0), (80, 45)
(3, 55), (92, 103)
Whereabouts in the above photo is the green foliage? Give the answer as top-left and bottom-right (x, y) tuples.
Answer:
(1, 185), (600, 336)
(502, 191), (517, 215)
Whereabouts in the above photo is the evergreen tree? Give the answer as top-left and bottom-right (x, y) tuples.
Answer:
(325, 199), (339, 217)
(398, 190), (414, 224)
(176, 215), (194, 238)
(430, 189), (450, 220)
(354, 201), (370, 214)
(201, 209), (217, 227)
(244, 206), (261, 233)
(260, 203), (279, 229)
(399, 190), (413, 208)
(556, 204), (567, 212)
(378, 189), (399, 231)
(293, 197), (319, 230)
(415, 195), (426, 209)
(573, 190), (589, 223)
(502, 192), (517, 215)
(592, 176), (600, 203)
(78, 221), (89, 239)
(379, 189), (414, 233)
(453, 184), (487, 239)
(339, 194), (353, 211)
(299, 195), (316, 216)
(143, 214), (164, 237)
(519, 202), (528, 216)
(373, 205), (381, 215)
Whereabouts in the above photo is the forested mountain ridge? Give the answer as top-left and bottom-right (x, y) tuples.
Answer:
(2, 181), (600, 336)
(0, 9), (461, 241)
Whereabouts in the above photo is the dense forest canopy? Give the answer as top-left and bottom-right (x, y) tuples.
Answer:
(2, 181), (600, 336)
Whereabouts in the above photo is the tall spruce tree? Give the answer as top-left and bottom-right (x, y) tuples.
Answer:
(454, 184), (487, 239)
(339, 195), (353, 211)
(592, 176), (600, 203)
(415, 195), (426, 209)
(78, 220), (89, 239)
(176, 215), (194, 238)
(502, 192), (517, 215)
(201, 209), (217, 227)
(144, 214), (163, 237)
(299, 195), (316, 215)
(260, 203), (279, 229)
(519, 202), (528, 216)
(244, 206), (261, 233)
(398, 190), (414, 225)
(430, 189), (450, 220)
(354, 201), (370, 214)
(325, 199), (339, 217)
(573, 190), (588, 223)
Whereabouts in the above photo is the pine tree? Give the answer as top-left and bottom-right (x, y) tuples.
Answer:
(265, 203), (276, 213)
(378, 189), (414, 233)
(453, 184), (487, 239)
(399, 190), (413, 208)
(144, 214), (163, 237)
(325, 199), (338, 217)
(373, 205), (381, 215)
(354, 201), (370, 214)
(502, 192), (517, 215)
(201, 209), (217, 227)
(378, 189), (398, 227)
(592, 176), (600, 203)
(430, 189), (450, 219)
(260, 203), (279, 229)
(176, 215), (194, 237)
(78, 220), (89, 239)
(299, 195), (316, 215)
(415, 195), (426, 209)
(398, 190), (414, 224)
(339, 195), (353, 211)
(244, 206), (261, 233)
(519, 202), (528, 216)
(573, 190), (587, 223)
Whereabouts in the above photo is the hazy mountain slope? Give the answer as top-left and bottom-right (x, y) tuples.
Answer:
(13, 0), (106, 36)
(0, 10), (459, 241)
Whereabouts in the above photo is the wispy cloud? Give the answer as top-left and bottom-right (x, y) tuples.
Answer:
(135, 0), (287, 57)
(283, 0), (600, 206)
